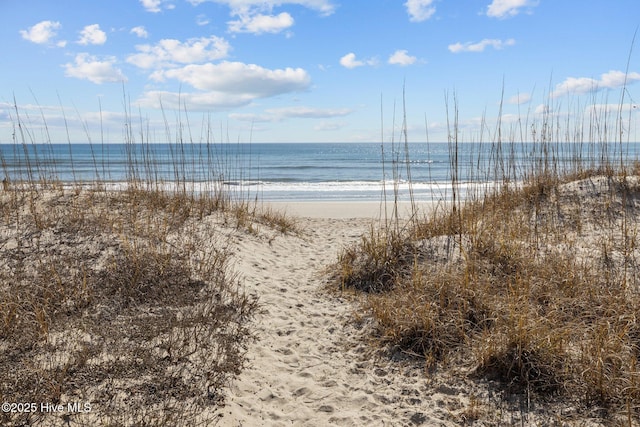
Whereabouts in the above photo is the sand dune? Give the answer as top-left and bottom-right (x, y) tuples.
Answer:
(4, 187), (629, 425)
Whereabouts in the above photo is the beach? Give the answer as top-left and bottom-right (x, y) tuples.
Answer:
(203, 178), (640, 426)
(4, 1), (640, 420)
(215, 202), (478, 426)
(0, 188), (514, 426)
(3, 179), (640, 426)
(3, 138), (640, 426)
(264, 200), (445, 219)
(0, 190), (476, 426)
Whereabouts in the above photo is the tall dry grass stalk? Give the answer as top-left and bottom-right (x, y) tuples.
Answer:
(0, 97), (296, 426)
(338, 76), (640, 424)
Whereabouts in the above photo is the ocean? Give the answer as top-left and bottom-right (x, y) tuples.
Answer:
(1, 142), (638, 201)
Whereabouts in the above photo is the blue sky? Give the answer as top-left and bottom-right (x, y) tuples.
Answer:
(1, 0), (639, 143)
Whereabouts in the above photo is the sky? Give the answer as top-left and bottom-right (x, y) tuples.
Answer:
(1, 0), (639, 143)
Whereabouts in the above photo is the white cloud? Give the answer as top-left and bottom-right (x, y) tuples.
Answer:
(405, 0), (436, 22)
(228, 12), (294, 34)
(140, 0), (161, 12)
(188, 0), (334, 33)
(551, 70), (640, 98)
(127, 36), (231, 69)
(188, 0), (336, 16)
(0, 108), (10, 123)
(448, 38), (515, 53)
(155, 61), (310, 95)
(267, 106), (352, 119)
(140, 0), (174, 12)
(552, 77), (598, 97)
(339, 52), (377, 69)
(20, 20), (62, 45)
(499, 113), (521, 124)
(535, 104), (549, 115)
(80, 110), (129, 125)
(340, 53), (362, 69)
(507, 93), (532, 105)
(138, 90), (255, 111)
(228, 112), (274, 122)
(587, 103), (640, 115)
(196, 14), (210, 26)
(230, 106), (352, 122)
(388, 49), (417, 66)
(314, 121), (346, 131)
(600, 70), (640, 88)
(131, 26), (149, 38)
(64, 53), (127, 84)
(77, 24), (107, 45)
(486, 0), (538, 19)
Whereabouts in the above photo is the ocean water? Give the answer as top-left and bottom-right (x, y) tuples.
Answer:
(1, 142), (639, 201)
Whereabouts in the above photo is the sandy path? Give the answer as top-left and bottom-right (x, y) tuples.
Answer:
(218, 216), (468, 426)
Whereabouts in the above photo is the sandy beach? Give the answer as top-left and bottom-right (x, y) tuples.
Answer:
(219, 202), (477, 426)
(1, 191), (475, 426)
(264, 200), (445, 219)
(217, 181), (640, 426)
(3, 182), (637, 426)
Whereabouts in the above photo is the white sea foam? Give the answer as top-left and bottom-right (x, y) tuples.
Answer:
(55, 179), (504, 201)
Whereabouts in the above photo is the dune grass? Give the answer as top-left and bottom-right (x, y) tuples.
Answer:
(335, 89), (640, 424)
(0, 103), (297, 426)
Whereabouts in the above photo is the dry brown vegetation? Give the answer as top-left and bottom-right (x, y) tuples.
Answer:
(339, 173), (640, 424)
(0, 95), (302, 425)
(0, 184), (270, 426)
(335, 94), (640, 423)
(0, 108), (297, 426)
